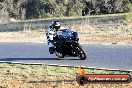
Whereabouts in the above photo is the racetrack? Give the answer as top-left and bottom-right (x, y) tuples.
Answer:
(0, 42), (132, 71)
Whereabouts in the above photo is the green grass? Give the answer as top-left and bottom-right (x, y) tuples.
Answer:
(0, 63), (130, 76)
(124, 13), (132, 22)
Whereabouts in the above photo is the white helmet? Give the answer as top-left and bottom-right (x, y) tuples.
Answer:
(52, 20), (61, 30)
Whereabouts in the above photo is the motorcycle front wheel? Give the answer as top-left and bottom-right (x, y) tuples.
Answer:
(76, 45), (86, 60)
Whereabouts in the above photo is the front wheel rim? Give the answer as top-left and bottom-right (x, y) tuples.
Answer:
(76, 47), (86, 60)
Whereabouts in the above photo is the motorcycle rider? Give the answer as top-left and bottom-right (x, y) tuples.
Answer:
(47, 20), (62, 54)
(46, 21), (86, 59)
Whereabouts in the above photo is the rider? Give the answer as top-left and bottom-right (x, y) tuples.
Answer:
(47, 20), (62, 54)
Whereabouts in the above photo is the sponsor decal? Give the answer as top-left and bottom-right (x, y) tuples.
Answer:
(76, 67), (131, 85)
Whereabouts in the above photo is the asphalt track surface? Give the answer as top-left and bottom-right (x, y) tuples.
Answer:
(0, 42), (132, 71)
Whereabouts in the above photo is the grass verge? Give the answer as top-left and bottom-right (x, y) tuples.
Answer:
(11, 13), (126, 23)
(1, 13), (132, 45)
(0, 63), (131, 88)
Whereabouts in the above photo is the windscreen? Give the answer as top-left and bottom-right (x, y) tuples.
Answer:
(62, 29), (73, 38)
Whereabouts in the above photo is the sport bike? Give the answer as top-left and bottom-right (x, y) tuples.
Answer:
(52, 29), (86, 60)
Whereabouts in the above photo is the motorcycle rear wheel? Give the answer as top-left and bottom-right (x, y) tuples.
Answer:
(55, 51), (64, 58)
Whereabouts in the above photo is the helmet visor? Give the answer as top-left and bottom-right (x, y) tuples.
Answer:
(55, 26), (60, 29)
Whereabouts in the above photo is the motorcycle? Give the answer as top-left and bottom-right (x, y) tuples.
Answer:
(52, 29), (86, 60)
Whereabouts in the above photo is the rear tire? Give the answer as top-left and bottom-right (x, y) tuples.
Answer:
(55, 52), (64, 58)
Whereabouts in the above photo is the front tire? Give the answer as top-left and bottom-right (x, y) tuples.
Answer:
(76, 45), (86, 60)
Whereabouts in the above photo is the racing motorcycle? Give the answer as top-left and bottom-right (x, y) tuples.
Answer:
(51, 28), (87, 60)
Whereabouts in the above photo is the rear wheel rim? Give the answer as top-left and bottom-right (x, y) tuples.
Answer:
(55, 52), (64, 58)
